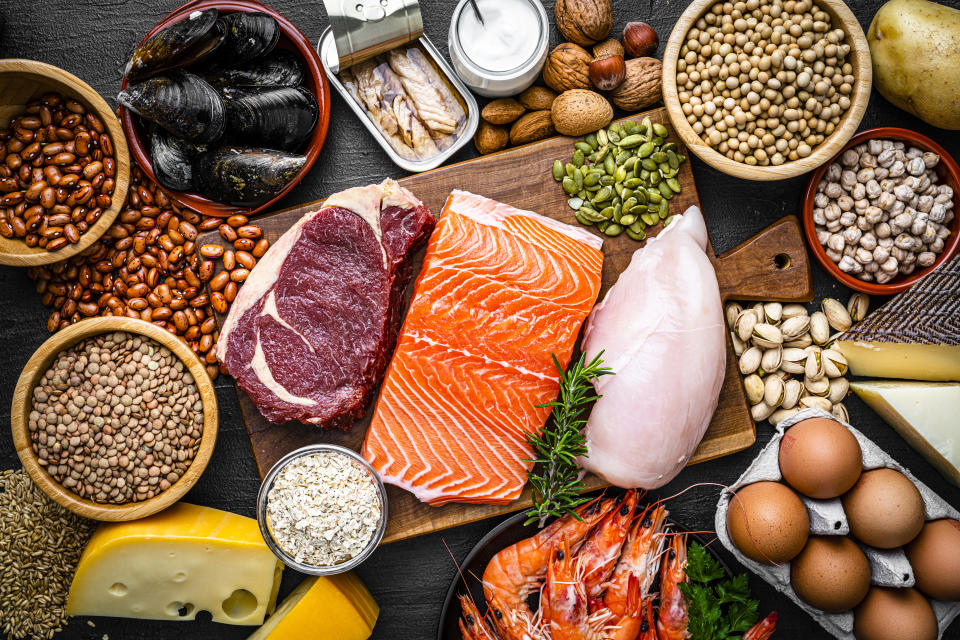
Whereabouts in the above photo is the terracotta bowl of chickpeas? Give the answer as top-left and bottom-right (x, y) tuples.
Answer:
(802, 127), (960, 294)
(662, 0), (872, 181)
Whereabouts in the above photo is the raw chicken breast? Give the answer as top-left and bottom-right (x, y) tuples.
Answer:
(580, 206), (725, 488)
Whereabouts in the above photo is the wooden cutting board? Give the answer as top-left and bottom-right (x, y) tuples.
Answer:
(199, 106), (813, 544)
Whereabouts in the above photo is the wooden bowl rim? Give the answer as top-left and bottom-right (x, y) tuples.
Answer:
(0, 59), (130, 266)
(11, 316), (219, 521)
(662, 0), (872, 182)
(802, 127), (960, 294)
(118, 0), (331, 218)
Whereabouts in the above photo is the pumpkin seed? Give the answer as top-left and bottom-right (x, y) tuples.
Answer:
(653, 123), (669, 138)
(562, 177), (577, 194)
(604, 223), (623, 236)
(552, 160), (563, 181)
(568, 197), (584, 210)
(637, 141), (656, 157)
(575, 141), (593, 154)
(585, 133), (598, 149)
(573, 149), (585, 167)
(626, 227), (645, 241)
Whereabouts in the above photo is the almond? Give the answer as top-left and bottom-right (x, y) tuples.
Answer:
(474, 121), (510, 155)
(551, 89), (613, 136)
(481, 98), (525, 125)
(518, 86), (558, 111)
(509, 110), (555, 145)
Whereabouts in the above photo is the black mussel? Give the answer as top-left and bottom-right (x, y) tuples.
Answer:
(150, 128), (196, 191)
(220, 12), (280, 61)
(195, 146), (306, 205)
(119, 71), (225, 144)
(125, 9), (225, 82)
(223, 86), (317, 151)
(201, 49), (304, 88)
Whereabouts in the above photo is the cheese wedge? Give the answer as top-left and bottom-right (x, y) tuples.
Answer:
(852, 380), (960, 486)
(248, 573), (379, 640)
(836, 254), (959, 381)
(67, 503), (283, 625)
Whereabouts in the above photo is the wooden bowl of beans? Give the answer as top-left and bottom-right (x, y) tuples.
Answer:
(11, 316), (218, 521)
(662, 0), (872, 181)
(0, 59), (130, 265)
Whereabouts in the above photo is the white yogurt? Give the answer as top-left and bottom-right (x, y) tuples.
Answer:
(457, 0), (540, 72)
(448, 0), (548, 97)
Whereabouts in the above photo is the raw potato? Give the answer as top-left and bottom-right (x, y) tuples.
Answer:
(474, 121), (509, 155)
(481, 98), (525, 125)
(509, 110), (555, 145)
(551, 89), (613, 136)
(868, 0), (960, 130)
(518, 86), (557, 111)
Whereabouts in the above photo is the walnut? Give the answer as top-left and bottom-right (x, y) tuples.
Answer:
(555, 0), (613, 47)
(509, 110), (555, 145)
(542, 43), (592, 93)
(609, 57), (662, 111)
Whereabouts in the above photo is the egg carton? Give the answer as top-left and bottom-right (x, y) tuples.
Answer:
(715, 408), (960, 640)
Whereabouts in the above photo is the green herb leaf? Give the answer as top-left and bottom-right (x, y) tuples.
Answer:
(522, 352), (612, 527)
(682, 542), (760, 640)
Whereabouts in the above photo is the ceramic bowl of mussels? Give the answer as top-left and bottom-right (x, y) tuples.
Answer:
(118, 0), (330, 217)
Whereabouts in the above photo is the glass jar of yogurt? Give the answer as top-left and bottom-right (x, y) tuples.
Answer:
(448, 0), (549, 97)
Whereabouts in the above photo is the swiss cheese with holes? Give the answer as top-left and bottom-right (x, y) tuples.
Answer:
(67, 503), (283, 625)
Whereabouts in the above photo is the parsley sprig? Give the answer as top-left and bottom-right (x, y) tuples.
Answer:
(680, 542), (760, 640)
(523, 352), (612, 527)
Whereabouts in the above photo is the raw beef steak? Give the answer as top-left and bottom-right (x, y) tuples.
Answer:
(216, 179), (435, 427)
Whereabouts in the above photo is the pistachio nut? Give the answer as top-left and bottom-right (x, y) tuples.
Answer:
(781, 303), (808, 319)
(809, 311), (830, 345)
(725, 302), (742, 328)
(805, 351), (825, 380)
(780, 315), (810, 340)
(761, 347), (783, 373)
(782, 379), (803, 409)
(828, 377), (850, 404)
(822, 297), (853, 332)
(735, 310), (758, 343)
(846, 293), (869, 323)
(822, 349), (848, 378)
(751, 303), (765, 323)
(781, 348), (807, 374)
(750, 401), (775, 421)
(752, 323), (783, 349)
(825, 332), (845, 350)
(743, 374), (764, 405)
(800, 396), (833, 412)
(804, 375), (830, 396)
(784, 333), (813, 349)
(832, 402), (849, 423)
(731, 331), (746, 357)
(739, 346), (762, 375)
(763, 302), (783, 324)
(770, 407), (800, 426)
(764, 375), (785, 408)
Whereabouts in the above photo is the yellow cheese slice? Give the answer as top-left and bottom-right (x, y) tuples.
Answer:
(67, 503), (283, 625)
(248, 573), (379, 640)
(837, 341), (960, 381)
(852, 380), (960, 486)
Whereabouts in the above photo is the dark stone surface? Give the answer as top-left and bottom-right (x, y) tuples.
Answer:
(1, 1), (959, 639)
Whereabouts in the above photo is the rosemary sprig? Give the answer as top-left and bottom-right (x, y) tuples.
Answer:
(523, 351), (612, 527)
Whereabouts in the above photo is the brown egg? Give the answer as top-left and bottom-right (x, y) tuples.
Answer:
(790, 536), (871, 612)
(905, 519), (960, 601)
(779, 417), (862, 499)
(842, 468), (925, 549)
(853, 587), (938, 640)
(727, 481), (809, 564)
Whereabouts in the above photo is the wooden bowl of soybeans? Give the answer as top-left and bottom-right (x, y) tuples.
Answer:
(11, 316), (218, 521)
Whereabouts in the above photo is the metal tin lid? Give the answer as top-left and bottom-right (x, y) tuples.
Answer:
(322, 0), (423, 72)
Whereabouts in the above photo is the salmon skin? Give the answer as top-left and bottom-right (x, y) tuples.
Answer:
(362, 191), (604, 506)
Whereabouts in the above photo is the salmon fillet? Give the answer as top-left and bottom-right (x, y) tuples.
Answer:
(362, 191), (604, 505)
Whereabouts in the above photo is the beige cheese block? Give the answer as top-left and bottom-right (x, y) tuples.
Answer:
(837, 341), (960, 381)
(67, 503), (283, 625)
(852, 380), (960, 486)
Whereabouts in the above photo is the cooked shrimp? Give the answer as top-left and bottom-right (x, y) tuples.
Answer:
(656, 534), (690, 640)
(577, 490), (639, 610)
(604, 503), (668, 617)
(603, 575), (653, 640)
(637, 597), (659, 640)
(459, 594), (501, 640)
(482, 497), (617, 640)
(542, 539), (613, 640)
(744, 612), (778, 640)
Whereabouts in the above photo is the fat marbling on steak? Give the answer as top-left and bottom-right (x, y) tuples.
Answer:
(216, 179), (435, 427)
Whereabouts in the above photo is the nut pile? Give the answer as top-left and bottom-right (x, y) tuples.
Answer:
(813, 139), (954, 283)
(728, 294), (868, 426)
(27, 166), (268, 380)
(265, 452), (382, 567)
(553, 117), (686, 240)
(0, 92), (115, 250)
(0, 469), (95, 640)
(30, 331), (203, 504)
(676, 0), (854, 166)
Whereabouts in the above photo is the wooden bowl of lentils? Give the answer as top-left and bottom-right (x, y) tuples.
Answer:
(662, 0), (872, 181)
(11, 316), (218, 521)
(0, 59), (130, 265)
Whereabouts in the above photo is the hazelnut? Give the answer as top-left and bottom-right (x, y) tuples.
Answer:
(621, 21), (659, 58)
(588, 54), (626, 91)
